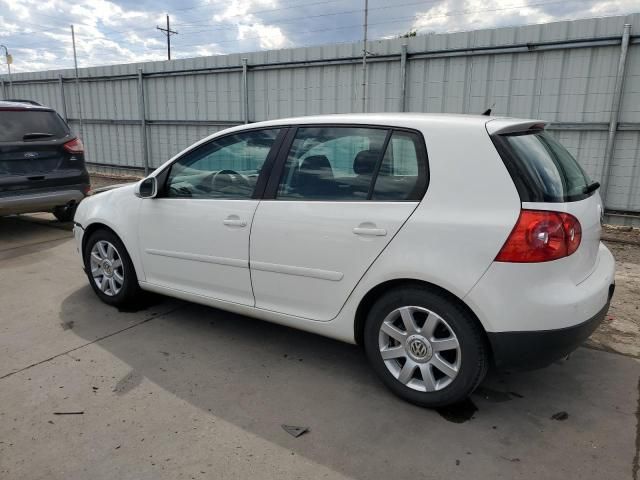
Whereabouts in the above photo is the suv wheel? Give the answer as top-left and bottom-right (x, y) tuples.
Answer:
(364, 286), (488, 407)
(83, 229), (141, 307)
(53, 204), (77, 223)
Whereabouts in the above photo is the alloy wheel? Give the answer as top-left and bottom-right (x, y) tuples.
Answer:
(90, 240), (124, 297)
(378, 306), (461, 392)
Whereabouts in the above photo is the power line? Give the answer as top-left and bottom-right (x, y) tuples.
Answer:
(172, 0), (344, 14)
(172, 0), (578, 47)
(5, 0), (585, 64)
(174, 0), (440, 28)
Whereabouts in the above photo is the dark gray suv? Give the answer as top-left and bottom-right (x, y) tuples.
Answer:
(0, 100), (90, 222)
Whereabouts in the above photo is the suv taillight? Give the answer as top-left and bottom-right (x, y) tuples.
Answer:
(495, 210), (582, 263)
(63, 137), (84, 154)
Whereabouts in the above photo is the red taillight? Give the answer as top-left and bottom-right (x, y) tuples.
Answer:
(495, 210), (582, 263)
(63, 137), (84, 154)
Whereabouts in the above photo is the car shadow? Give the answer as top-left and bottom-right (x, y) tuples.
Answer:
(59, 286), (638, 480)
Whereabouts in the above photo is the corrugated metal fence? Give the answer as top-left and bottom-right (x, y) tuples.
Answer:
(2, 14), (639, 214)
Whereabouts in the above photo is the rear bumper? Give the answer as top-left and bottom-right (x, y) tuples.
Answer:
(488, 286), (613, 370)
(0, 185), (87, 215)
(465, 242), (616, 370)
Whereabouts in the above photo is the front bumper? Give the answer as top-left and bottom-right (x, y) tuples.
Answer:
(488, 285), (614, 370)
(0, 185), (87, 216)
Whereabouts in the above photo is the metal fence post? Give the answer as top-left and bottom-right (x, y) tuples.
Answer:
(137, 68), (150, 175)
(600, 23), (631, 205)
(0, 78), (4, 100)
(71, 25), (84, 140)
(241, 58), (249, 123)
(399, 43), (408, 112)
(58, 74), (67, 121)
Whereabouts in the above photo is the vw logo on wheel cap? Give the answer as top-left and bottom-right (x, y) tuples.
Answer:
(407, 335), (432, 361)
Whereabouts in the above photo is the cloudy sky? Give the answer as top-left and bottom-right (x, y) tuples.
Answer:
(0, 0), (637, 73)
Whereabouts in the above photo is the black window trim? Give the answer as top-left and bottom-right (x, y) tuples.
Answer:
(490, 129), (596, 203)
(262, 123), (430, 202)
(154, 126), (290, 200)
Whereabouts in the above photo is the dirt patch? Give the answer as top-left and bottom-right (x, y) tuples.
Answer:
(90, 173), (141, 191)
(588, 239), (640, 358)
(602, 224), (640, 245)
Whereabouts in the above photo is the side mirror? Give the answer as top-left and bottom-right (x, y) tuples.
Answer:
(135, 177), (158, 198)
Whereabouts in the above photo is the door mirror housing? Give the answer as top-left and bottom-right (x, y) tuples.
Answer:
(135, 177), (158, 198)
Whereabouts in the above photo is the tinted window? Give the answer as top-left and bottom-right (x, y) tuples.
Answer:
(166, 129), (279, 199)
(372, 131), (426, 200)
(499, 131), (592, 202)
(0, 111), (69, 142)
(277, 126), (388, 200)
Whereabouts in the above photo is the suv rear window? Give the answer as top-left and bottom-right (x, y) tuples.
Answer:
(494, 130), (593, 202)
(0, 110), (69, 142)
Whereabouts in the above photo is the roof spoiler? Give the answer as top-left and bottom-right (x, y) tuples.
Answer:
(485, 118), (547, 135)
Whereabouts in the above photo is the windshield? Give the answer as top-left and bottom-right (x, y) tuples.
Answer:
(0, 110), (69, 142)
(499, 131), (593, 202)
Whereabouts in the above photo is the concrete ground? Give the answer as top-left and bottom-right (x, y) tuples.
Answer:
(0, 214), (638, 480)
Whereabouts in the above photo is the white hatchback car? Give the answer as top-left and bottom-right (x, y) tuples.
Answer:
(73, 114), (615, 407)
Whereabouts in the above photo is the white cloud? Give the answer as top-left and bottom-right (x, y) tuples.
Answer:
(588, 0), (639, 15)
(0, 0), (638, 73)
(0, 16), (21, 36)
(214, 0), (291, 49)
(238, 23), (290, 49)
(412, 0), (555, 33)
(0, 0), (31, 20)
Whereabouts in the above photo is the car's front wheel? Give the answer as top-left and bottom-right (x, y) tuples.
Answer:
(83, 229), (141, 307)
(364, 286), (488, 407)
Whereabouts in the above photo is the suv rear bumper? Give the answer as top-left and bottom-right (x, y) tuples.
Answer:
(487, 286), (613, 370)
(0, 185), (87, 215)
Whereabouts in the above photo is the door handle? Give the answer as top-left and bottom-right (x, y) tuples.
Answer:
(353, 226), (387, 236)
(223, 215), (247, 227)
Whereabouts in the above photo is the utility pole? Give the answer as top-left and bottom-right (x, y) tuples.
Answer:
(70, 25), (83, 139)
(0, 44), (12, 97)
(157, 15), (178, 61)
(360, 0), (368, 113)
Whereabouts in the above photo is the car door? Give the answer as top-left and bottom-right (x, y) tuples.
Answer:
(249, 125), (429, 321)
(137, 127), (284, 306)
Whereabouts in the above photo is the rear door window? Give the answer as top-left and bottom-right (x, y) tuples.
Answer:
(372, 131), (426, 201)
(0, 111), (69, 142)
(275, 126), (428, 201)
(496, 131), (592, 202)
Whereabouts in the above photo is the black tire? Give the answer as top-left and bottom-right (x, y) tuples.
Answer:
(83, 229), (142, 308)
(53, 204), (77, 223)
(363, 286), (488, 408)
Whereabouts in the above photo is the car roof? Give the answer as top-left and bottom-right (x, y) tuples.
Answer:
(0, 100), (52, 111)
(223, 112), (544, 133)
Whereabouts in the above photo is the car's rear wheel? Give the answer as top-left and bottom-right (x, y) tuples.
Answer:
(53, 203), (77, 223)
(364, 286), (488, 407)
(83, 229), (141, 307)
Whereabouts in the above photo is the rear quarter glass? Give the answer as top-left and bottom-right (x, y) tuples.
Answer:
(492, 130), (593, 203)
(0, 110), (70, 142)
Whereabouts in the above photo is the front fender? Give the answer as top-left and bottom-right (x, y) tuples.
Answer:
(75, 184), (145, 282)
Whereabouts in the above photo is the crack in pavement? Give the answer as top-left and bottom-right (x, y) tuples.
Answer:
(0, 305), (183, 381)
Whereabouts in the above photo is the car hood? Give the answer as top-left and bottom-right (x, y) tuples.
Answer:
(88, 182), (137, 196)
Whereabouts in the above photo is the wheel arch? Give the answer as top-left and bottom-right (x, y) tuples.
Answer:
(81, 222), (121, 259)
(353, 278), (492, 357)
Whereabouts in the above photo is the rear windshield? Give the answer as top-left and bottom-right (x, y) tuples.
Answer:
(495, 131), (593, 202)
(0, 110), (69, 142)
